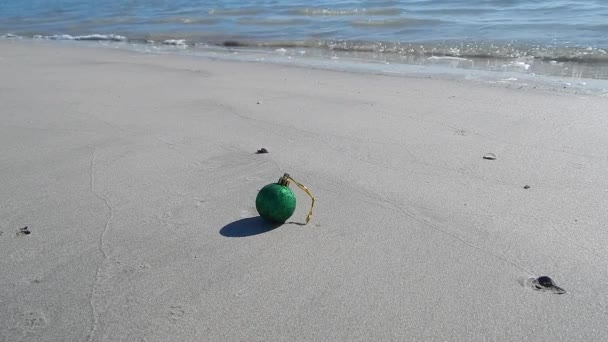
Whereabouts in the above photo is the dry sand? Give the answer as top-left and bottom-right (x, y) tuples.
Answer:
(1, 40), (608, 341)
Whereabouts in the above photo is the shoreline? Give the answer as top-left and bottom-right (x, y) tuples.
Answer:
(1, 40), (608, 341)
(3, 35), (608, 94)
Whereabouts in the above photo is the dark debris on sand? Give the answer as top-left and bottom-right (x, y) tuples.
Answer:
(483, 153), (497, 160)
(532, 276), (566, 294)
(17, 226), (31, 236)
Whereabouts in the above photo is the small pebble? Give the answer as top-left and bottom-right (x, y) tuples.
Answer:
(17, 226), (31, 236)
(256, 148), (268, 154)
(523, 185), (530, 189)
(483, 153), (497, 160)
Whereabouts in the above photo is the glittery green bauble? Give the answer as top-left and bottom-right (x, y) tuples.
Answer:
(256, 183), (296, 223)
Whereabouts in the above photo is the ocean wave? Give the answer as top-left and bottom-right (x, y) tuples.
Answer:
(237, 18), (310, 26)
(79, 16), (136, 26)
(351, 17), (440, 28)
(286, 7), (401, 16)
(413, 8), (496, 15)
(207, 8), (263, 16)
(8, 32), (608, 65)
(146, 16), (219, 25)
(212, 39), (608, 63)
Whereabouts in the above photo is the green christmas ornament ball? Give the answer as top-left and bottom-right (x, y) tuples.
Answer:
(256, 182), (296, 223)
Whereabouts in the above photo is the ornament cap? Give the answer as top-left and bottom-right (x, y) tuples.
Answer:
(278, 173), (291, 187)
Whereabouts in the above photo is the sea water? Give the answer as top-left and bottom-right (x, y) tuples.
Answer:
(2, 0), (608, 88)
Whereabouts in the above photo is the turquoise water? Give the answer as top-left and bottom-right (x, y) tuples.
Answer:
(2, 0), (608, 80)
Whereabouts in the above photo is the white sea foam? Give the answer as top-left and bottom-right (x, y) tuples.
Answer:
(162, 39), (187, 46)
(428, 56), (471, 62)
(75, 34), (126, 41)
(502, 61), (531, 70)
(37, 34), (126, 41)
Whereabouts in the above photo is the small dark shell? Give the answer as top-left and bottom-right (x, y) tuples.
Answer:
(537, 276), (554, 287)
(532, 276), (566, 294)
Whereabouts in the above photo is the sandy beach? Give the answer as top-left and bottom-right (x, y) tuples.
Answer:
(1, 40), (608, 341)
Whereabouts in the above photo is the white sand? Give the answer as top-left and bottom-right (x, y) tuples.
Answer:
(1, 40), (607, 341)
